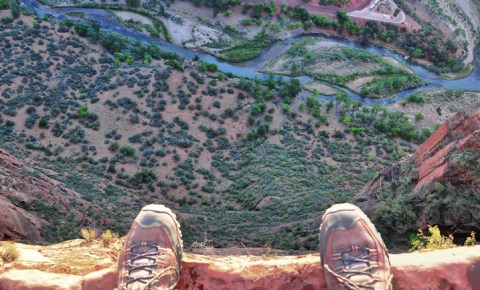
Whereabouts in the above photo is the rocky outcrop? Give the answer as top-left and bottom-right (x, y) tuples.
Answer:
(0, 239), (479, 289)
(356, 110), (480, 244)
(0, 149), (48, 240)
(0, 148), (106, 241)
(0, 196), (47, 241)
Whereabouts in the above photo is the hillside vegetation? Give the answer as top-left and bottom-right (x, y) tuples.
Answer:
(261, 37), (425, 98)
(0, 11), (436, 251)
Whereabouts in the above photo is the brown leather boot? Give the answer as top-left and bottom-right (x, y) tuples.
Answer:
(117, 204), (183, 290)
(319, 203), (392, 290)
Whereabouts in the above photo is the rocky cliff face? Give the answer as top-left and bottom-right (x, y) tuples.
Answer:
(0, 148), (107, 241)
(356, 110), (480, 246)
(0, 239), (479, 289)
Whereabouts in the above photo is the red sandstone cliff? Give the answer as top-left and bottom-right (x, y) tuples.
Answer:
(0, 239), (479, 290)
(0, 148), (107, 241)
(356, 110), (480, 244)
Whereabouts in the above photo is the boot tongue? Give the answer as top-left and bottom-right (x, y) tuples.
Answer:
(342, 249), (371, 284)
(129, 245), (158, 284)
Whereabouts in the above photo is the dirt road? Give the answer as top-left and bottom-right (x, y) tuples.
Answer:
(349, 0), (405, 24)
(243, 0), (372, 17)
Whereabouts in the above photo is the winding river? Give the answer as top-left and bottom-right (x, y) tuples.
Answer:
(20, 0), (480, 105)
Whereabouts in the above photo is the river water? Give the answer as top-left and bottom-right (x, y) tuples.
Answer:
(19, 0), (480, 105)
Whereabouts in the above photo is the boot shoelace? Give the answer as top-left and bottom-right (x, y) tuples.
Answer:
(123, 243), (179, 290)
(324, 245), (392, 290)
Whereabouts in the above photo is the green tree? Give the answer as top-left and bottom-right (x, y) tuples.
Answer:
(143, 54), (152, 64)
(74, 23), (90, 37)
(0, 0), (8, 9)
(77, 105), (90, 117)
(336, 11), (349, 24)
(415, 112), (424, 121)
(39, 117), (49, 128)
(198, 61), (218, 72)
(126, 0), (140, 7)
(411, 48), (424, 58)
(257, 124), (269, 137)
(126, 55), (134, 65)
(251, 101), (267, 115)
(247, 130), (257, 140)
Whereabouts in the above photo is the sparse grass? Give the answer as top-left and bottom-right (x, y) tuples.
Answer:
(219, 32), (276, 63)
(440, 63), (474, 80)
(100, 229), (119, 247)
(0, 242), (19, 263)
(262, 37), (423, 98)
(464, 231), (476, 246)
(190, 232), (214, 255)
(81, 228), (98, 243)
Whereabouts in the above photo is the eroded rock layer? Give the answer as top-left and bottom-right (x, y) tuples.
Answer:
(0, 240), (479, 289)
(0, 148), (107, 241)
(356, 110), (480, 246)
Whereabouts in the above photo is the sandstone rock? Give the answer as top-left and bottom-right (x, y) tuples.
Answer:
(83, 267), (117, 290)
(0, 239), (479, 290)
(0, 269), (83, 290)
(0, 148), (107, 241)
(391, 247), (480, 290)
(0, 196), (47, 241)
(355, 110), (480, 243)
(178, 254), (325, 290)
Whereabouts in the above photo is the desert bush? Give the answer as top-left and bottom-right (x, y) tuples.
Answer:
(464, 231), (476, 246)
(63, 126), (85, 143)
(38, 117), (49, 128)
(251, 101), (267, 116)
(409, 225), (456, 252)
(80, 228), (98, 243)
(120, 145), (135, 156)
(198, 61), (218, 72)
(109, 141), (119, 151)
(415, 112), (424, 121)
(100, 229), (119, 247)
(0, 242), (19, 263)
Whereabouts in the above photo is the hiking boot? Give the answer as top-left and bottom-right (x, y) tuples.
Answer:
(319, 203), (392, 290)
(117, 204), (183, 290)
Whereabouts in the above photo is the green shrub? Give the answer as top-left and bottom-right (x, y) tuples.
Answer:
(409, 225), (456, 252)
(120, 145), (135, 156)
(251, 101), (267, 115)
(198, 61), (218, 72)
(126, 0), (140, 7)
(415, 113), (424, 121)
(402, 93), (425, 105)
(0, 0), (8, 9)
(247, 130), (257, 140)
(77, 105), (90, 117)
(38, 117), (49, 128)
(109, 141), (119, 152)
